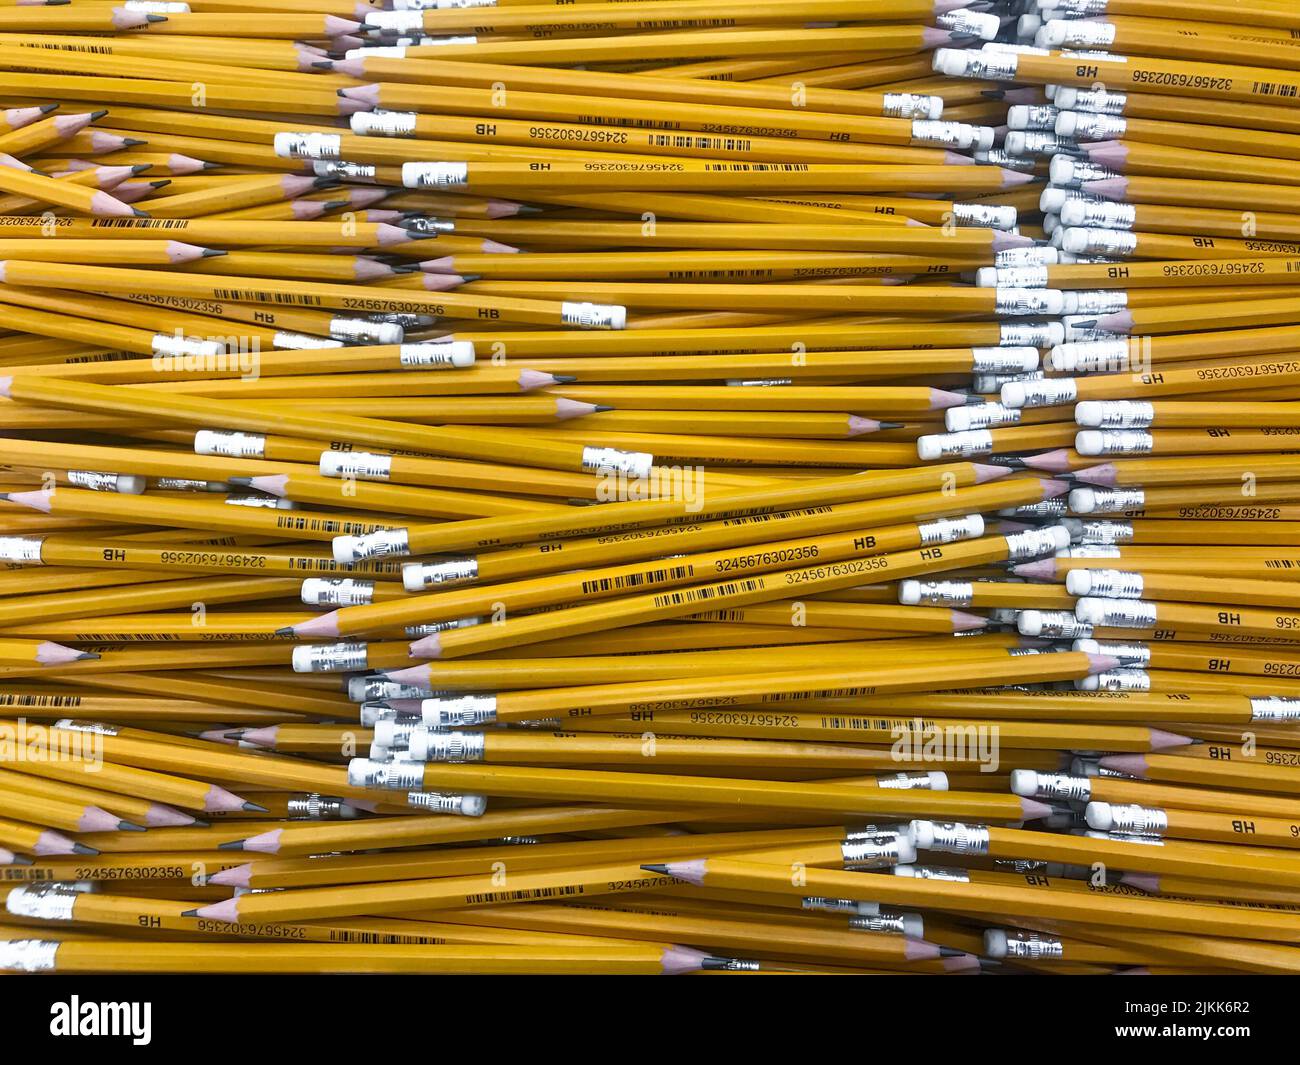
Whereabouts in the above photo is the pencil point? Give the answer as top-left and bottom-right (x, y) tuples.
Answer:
(242, 802), (269, 813)
(218, 839), (247, 850)
(72, 843), (99, 855)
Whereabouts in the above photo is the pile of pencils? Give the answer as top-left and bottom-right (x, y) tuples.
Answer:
(0, 0), (1296, 977)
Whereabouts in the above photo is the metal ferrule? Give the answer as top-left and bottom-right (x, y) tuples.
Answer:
(403, 557), (478, 590)
(1025, 771), (1092, 802)
(410, 728), (486, 763)
(1053, 158), (1116, 187)
(1066, 112), (1126, 142)
(1090, 400), (1155, 427)
(1051, 18), (1117, 46)
(948, 402), (1022, 430)
(314, 161), (377, 181)
(1026, 610), (1094, 638)
(921, 821), (991, 855)
(352, 676), (435, 701)
(274, 131), (341, 159)
(1064, 291), (1128, 317)
(1017, 104), (1061, 130)
(0, 536), (44, 563)
(286, 794), (352, 819)
(900, 864), (970, 881)
(1022, 132), (1080, 156)
(840, 837), (908, 870)
(225, 494), (293, 509)
(882, 93), (942, 119)
(1085, 640), (1150, 665)
(404, 617), (482, 638)
(419, 694), (499, 728)
(1003, 499), (1068, 518)
(272, 331), (342, 350)
(910, 120), (975, 148)
(803, 897), (868, 915)
(347, 757), (425, 791)
(991, 266), (1049, 289)
(581, 446), (654, 477)
(915, 517), (982, 548)
(1011, 378), (1079, 407)
(1004, 932), (1065, 959)
(1006, 526), (1070, 561)
(491, 836), (544, 846)
(995, 247), (1059, 267)
(194, 429), (267, 458)
(876, 773), (942, 790)
(345, 528), (411, 561)
(156, 478), (227, 492)
(561, 302), (625, 330)
(848, 913), (910, 935)
(1082, 569), (1145, 598)
(402, 162), (469, 188)
(1079, 598), (1158, 628)
(911, 581), (974, 607)
(404, 790), (480, 813)
(1088, 830), (1165, 846)
(974, 369), (1044, 394)
(1069, 88), (1128, 114)
(292, 642), (368, 673)
(952, 203), (1018, 230)
(319, 452), (392, 481)
(399, 341), (475, 367)
(1074, 521), (1135, 545)
(1067, 228), (1138, 255)
(845, 823), (909, 841)
(1052, 0), (1109, 13)
(939, 48), (1019, 82)
(1060, 545), (1123, 558)
(329, 317), (396, 342)
(301, 578), (375, 607)
(974, 149), (1036, 171)
(1090, 668), (1151, 691)
(923, 429), (993, 457)
(1069, 200), (1134, 229)
(1081, 487), (1145, 513)
(1250, 697), (1300, 722)
(5, 882), (87, 921)
(0, 940), (58, 973)
(401, 216), (456, 234)
(1108, 804), (1169, 835)
(997, 322), (1056, 348)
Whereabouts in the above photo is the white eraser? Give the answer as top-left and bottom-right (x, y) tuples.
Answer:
(1009, 769), (1037, 797)
(1085, 801), (1113, 831)
(1075, 401), (1105, 427)
(984, 929), (1009, 957)
(1017, 610), (1044, 636)
(1069, 488), (1099, 514)
(1076, 429), (1105, 455)
(898, 580), (922, 605)
(1066, 570), (1093, 596)
(909, 820), (935, 850)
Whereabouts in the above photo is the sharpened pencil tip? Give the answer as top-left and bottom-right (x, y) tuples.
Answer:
(274, 626), (295, 637)
(242, 802), (268, 813)
(181, 908), (199, 917)
(72, 843), (99, 855)
(939, 948), (966, 957)
(218, 839), (246, 850)
(131, 209), (149, 218)
(201, 248), (227, 257)
(641, 863), (670, 874)
(119, 821), (146, 832)
(75, 651), (100, 660)
(226, 476), (252, 486)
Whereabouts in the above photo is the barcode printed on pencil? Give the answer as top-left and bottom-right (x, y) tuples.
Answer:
(1253, 81), (1298, 97)
(703, 163), (811, 171)
(212, 289), (324, 306)
(463, 885), (586, 904)
(328, 932), (444, 944)
(652, 578), (763, 607)
(0, 695), (85, 707)
(818, 716), (933, 729)
(91, 219), (190, 229)
(581, 565), (694, 594)
(646, 134), (753, 151)
(275, 517), (382, 533)
(1266, 560), (1295, 568)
